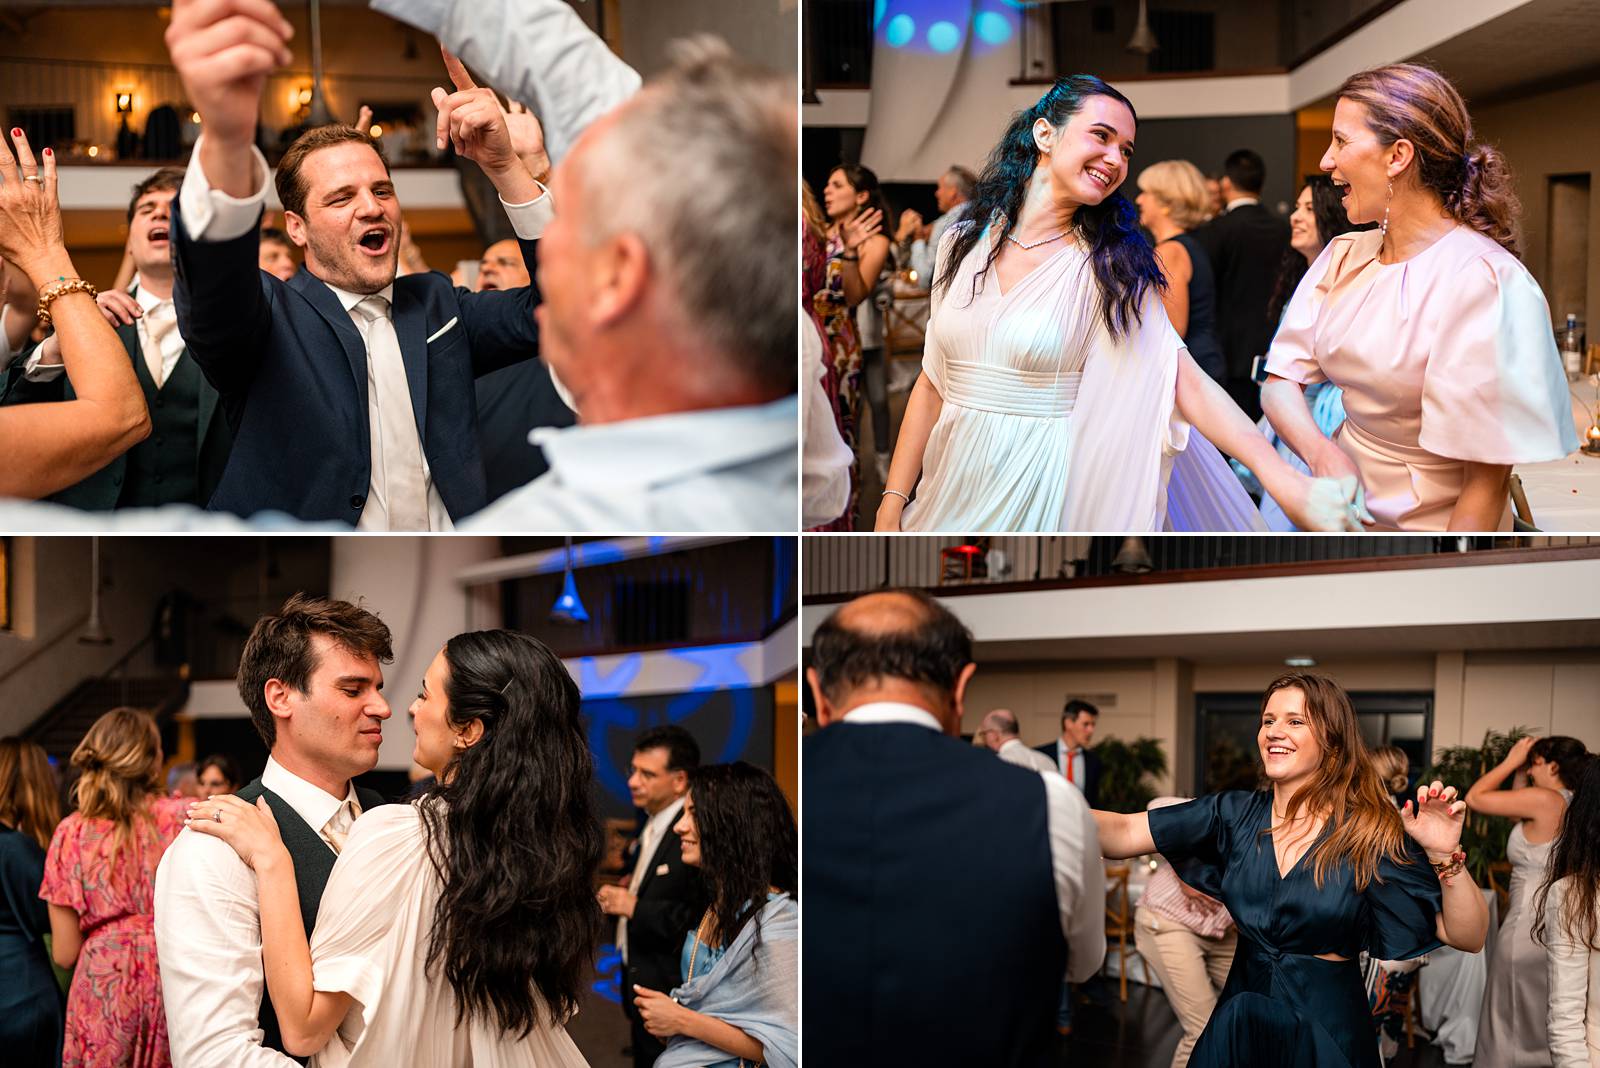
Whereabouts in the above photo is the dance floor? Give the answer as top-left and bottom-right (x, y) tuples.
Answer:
(1058, 979), (1452, 1068)
(568, 955), (631, 1068)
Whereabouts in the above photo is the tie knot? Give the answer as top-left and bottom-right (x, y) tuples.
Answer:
(355, 294), (391, 322)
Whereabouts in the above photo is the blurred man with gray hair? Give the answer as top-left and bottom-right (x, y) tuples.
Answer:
(977, 708), (1060, 775)
(376, 0), (798, 530)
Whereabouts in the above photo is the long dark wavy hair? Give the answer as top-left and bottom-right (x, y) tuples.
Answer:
(827, 163), (892, 230)
(418, 630), (603, 1035)
(936, 75), (1164, 338)
(1529, 735), (1593, 791)
(688, 762), (796, 958)
(1267, 174), (1375, 323)
(1534, 756), (1600, 951)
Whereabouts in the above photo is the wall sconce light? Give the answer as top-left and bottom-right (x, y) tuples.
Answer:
(288, 84), (314, 113)
(114, 91), (134, 115)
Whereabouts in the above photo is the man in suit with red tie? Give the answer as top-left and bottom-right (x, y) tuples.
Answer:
(1035, 698), (1103, 808)
(597, 725), (707, 1068)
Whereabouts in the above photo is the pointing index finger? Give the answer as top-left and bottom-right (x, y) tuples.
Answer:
(440, 43), (476, 92)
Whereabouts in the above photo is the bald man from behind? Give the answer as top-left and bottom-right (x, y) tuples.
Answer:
(803, 589), (1105, 1067)
(978, 708), (1061, 776)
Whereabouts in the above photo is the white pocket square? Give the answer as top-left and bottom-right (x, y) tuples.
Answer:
(655, 863), (670, 876)
(426, 317), (459, 344)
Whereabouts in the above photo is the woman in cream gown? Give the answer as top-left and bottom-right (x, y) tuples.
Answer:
(877, 76), (1363, 534)
(187, 631), (600, 1068)
(1262, 63), (1577, 531)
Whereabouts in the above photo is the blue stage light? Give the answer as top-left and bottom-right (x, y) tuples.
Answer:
(885, 12), (915, 47)
(975, 10), (1013, 45)
(926, 19), (962, 52)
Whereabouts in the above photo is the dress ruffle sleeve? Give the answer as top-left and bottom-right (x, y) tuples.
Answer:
(1417, 252), (1580, 464)
(1147, 791), (1249, 900)
(1362, 837), (1444, 961)
(309, 803), (428, 1012)
(1264, 237), (1352, 386)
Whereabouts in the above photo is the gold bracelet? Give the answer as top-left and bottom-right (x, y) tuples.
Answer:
(36, 276), (98, 329)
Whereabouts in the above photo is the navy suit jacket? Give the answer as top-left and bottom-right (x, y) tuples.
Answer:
(172, 208), (543, 522)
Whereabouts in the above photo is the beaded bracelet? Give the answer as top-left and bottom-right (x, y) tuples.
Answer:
(36, 276), (98, 329)
(1430, 849), (1467, 884)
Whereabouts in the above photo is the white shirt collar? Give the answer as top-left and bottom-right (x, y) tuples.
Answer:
(999, 738), (1028, 755)
(839, 701), (945, 732)
(531, 395), (797, 486)
(261, 755), (356, 833)
(324, 279), (397, 314)
(1225, 196), (1259, 212)
(134, 283), (171, 312)
(645, 797), (684, 837)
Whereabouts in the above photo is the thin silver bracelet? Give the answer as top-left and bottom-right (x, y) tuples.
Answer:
(881, 489), (910, 505)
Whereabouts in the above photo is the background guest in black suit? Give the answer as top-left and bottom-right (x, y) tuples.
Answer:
(166, 2), (569, 526)
(1035, 698), (1103, 809)
(805, 590), (1105, 1066)
(4, 168), (233, 511)
(598, 725), (707, 1068)
(1193, 148), (1291, 420)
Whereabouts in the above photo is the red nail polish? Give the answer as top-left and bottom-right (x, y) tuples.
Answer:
(43, 148), (51, 157)
(10, 128), (19, 137)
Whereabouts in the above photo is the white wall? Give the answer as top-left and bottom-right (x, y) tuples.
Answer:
(617, 0), (796, 78)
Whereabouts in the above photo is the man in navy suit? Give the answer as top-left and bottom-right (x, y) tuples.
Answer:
(164, 0), (579, 527)
(1034, 698), (1104, 808)
(805, 590), (1105, 1066)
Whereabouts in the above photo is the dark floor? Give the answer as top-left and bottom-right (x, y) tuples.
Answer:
(568, 942), (629, 1068)
(1059, 979), (1454, 1068)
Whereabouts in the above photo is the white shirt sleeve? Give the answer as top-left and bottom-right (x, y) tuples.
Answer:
(179, 134), (273, 243)
(20, 333), (66, 381)
(370, 0), (641, 164)
(155, 830), (300, 1068)
(500, 186), (554, 242)
(1041, 770), (1107, 983)
(1545, 879), (1594, 1068)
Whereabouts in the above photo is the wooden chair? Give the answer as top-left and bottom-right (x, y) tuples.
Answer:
(1103, 863), (1134, 1003)
(1509, 474), (1538, 532)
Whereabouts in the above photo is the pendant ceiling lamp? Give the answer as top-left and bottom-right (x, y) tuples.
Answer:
(1127, 0), (1159, 55)
(549, 537), (590, 625)
(79, 537), (113, 645)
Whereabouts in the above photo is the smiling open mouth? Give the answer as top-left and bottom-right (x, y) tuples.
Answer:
(1086, 167), (1114, 188)
(357, 227), (391, 255)
(149, 226), (170, 243)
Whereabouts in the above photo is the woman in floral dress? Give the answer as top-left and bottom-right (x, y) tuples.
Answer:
(41, 707), (188, 1068)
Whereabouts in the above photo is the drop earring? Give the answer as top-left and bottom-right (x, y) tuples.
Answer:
(1380, 179), (1393, 244)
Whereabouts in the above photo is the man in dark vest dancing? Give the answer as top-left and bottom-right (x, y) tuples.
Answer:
(803, 589), (1107, 1067)
(155, 594), (393, 1066)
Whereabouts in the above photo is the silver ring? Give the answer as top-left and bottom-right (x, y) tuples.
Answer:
(22, 176), (41, 183)
(212, 810), (222, 823)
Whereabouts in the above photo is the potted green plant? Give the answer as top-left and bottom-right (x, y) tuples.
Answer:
(1095, 737), (1169, 814)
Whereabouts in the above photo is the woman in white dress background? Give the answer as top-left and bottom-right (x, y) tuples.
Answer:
(1535, 758), (1600, 1068)
(1466, 735), (1590, 1067)
(1261, 63), (1577, 530)
(875, 75), (1364, 533)
(186, 631), (602, 1067)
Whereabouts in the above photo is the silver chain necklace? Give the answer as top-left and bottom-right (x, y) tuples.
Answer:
(1005, 230), (1069, 251)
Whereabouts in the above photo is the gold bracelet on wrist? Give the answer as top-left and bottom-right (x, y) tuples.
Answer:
(35, 276), (98, 329)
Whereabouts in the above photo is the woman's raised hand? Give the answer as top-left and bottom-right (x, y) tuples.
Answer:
(1401, 780), (1466, 858)
(186, 794), (290, 871)
(843, 207), (884, 252)
(0, 128), (63, 280)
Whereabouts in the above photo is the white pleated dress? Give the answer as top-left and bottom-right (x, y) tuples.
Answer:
(307, 802), (591, 1068)
(901, 223), (1264, 532)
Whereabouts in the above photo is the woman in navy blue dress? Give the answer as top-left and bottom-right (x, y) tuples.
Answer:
(1093, 672), (1489, 1068)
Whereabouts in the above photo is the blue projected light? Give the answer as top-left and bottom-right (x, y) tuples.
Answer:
(975, 10), (1013, 45)
(927, 20), (962, 52)
(885, 13), (916, 47)
(592, 943), (623, 1004)
(875, 0), (888, 27)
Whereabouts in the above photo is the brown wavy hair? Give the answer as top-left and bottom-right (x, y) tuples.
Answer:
(1260, 673), (1411, 891)
(1336, 63), (1520, 257)
(0, 737), (62, 849)
(1533, 756), (1600, 951)
(71, 707), (163, 850)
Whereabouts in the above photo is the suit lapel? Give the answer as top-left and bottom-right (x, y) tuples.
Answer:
(636, 809), (680, 894)
(290, 269), (371, 413)
(391, 288), (429, 438)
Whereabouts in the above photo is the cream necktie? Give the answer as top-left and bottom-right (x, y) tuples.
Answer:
(141, 300), (179, 388)
(323, 798), (357, 854)
(352, 295), (430, 531)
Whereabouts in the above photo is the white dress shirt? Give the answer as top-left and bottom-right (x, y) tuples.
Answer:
(909, 206), (961, 283)
(177, 136), (554, 531)
(617, 797), (684, 965)
(999, 737), (1060, 776)
(841, 702), (1107, 982)
(1054, 739), (1087, 790)
(1224, 196), (1260, 213)
(154, 757), (362, 1068)
(463, 395), (799, 532)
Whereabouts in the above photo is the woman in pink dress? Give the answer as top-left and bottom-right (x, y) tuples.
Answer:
(1262, 63), (1578, 531)
(41, 707), (188, 1068)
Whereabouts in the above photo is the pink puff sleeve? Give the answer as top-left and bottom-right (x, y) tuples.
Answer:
(1264, 236), (1356, 386)
(39, 814), (86, 913)
(1418, 252), (1581, 464)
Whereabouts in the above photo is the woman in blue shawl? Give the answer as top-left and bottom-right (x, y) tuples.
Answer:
(632, 762), (797, 1068)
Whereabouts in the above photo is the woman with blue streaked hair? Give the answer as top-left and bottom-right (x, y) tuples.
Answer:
(875, 75), (1366, 534)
